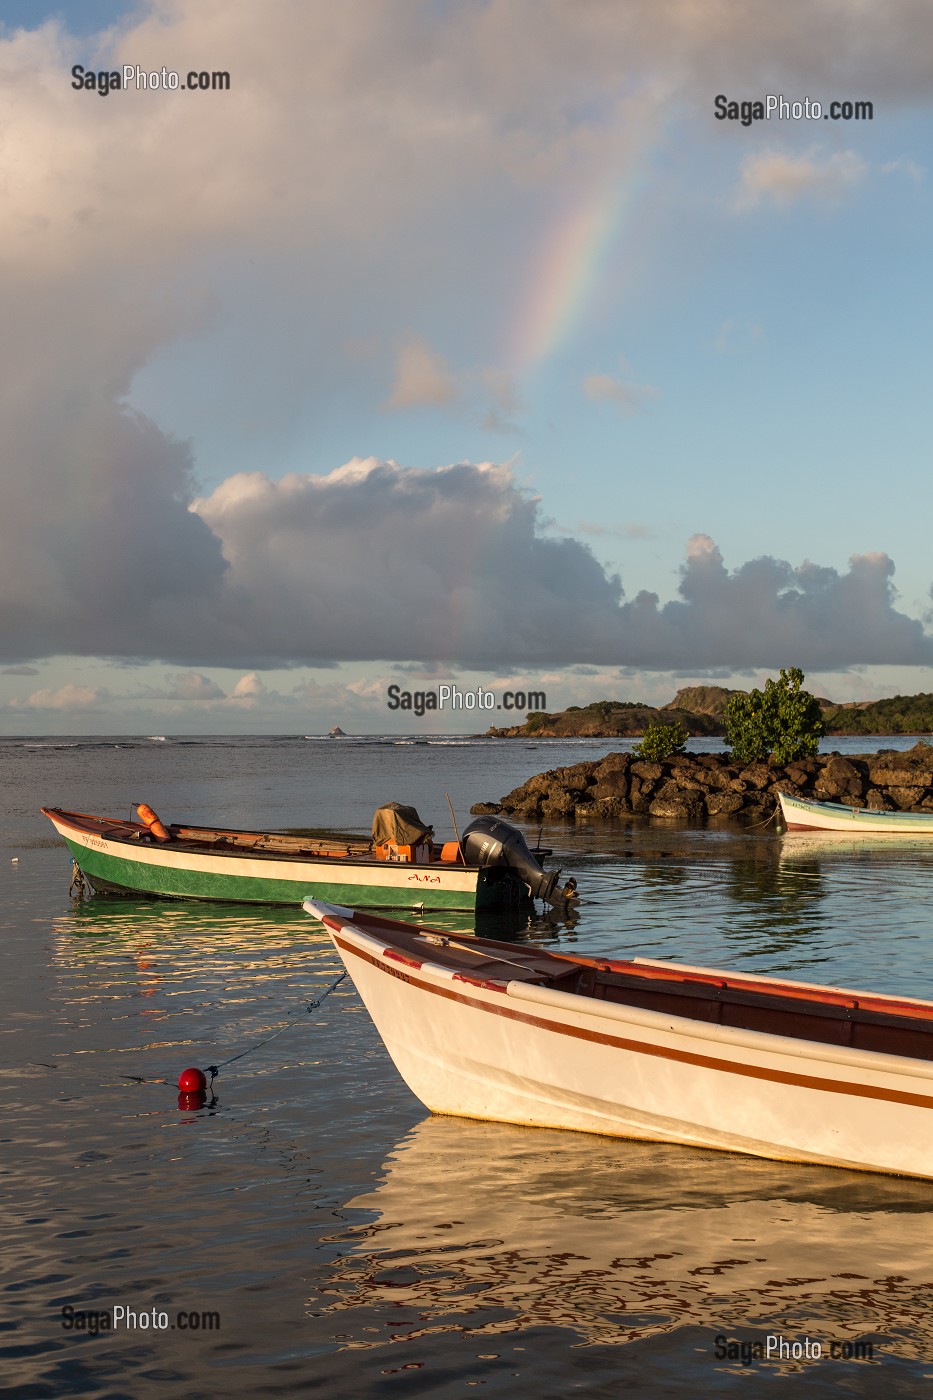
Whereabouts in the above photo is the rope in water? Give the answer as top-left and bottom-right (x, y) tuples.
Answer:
(120, 970), (347, 1089)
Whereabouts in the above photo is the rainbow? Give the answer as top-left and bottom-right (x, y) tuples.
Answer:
(507, 180), (631, 375)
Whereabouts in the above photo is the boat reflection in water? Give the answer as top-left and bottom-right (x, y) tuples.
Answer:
(320, 1115), (933, 1356)
(53, 888), (577, 951)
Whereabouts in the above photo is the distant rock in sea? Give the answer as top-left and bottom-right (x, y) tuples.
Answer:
(329, 726), (346, 738)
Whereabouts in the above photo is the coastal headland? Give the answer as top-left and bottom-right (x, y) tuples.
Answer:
(471, 743), (933, 824)
(485, 687), (933, 739)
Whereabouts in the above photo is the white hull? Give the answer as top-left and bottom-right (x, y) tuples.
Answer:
(310, 904), (933, 1179)
(779, 791), (933, 835)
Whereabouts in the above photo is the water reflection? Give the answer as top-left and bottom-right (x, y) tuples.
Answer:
(779, 830), (933, 868)
(320, 1115), (933, 1357)
(51, 889), (579, 947)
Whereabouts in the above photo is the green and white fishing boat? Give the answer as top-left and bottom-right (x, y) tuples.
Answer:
(778, 791), (933, 835)
(42, 803), (571, 912)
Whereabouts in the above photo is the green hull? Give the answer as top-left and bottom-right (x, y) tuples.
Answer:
(60, 835), (505, 911)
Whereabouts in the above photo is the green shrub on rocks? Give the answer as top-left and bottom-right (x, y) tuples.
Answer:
(634, 721), (688, 761)
(725, 667), (824, 765)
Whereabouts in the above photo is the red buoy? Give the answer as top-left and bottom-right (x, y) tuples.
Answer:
(178, 1066), (207, 1092)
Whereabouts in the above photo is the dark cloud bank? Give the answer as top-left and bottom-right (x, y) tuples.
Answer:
(1, 444), (929, 671)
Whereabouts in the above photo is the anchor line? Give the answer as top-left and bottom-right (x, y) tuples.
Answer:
(119, 970), (348, 1089)
(203, 971), (348, 1084)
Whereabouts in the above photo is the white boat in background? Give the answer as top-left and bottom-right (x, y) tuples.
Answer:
(303, 899), (933, 1180)
(779, 791), (933, 835)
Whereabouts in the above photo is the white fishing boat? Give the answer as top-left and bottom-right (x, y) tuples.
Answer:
(779, 791), (933, 834)
(303, 900), (933, 1180)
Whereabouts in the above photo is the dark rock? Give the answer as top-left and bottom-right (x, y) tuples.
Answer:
(593, 771), (629, 800)
(631, 761), (663, 782)
(694, 765), (733, 790)
(590, 796), (627, 816)
(814, 755), (862, 800)
(542, 791), (577, 817)
(706, 792), (746, 816)
(887, 785), (927, 810)
(649, 795), (695, 819)
(868, 756), (923, 786)
(667, 771), (706, 792)
(554, 763), (595, 791)
(595, 753), (631, 778)
(474, 747), (933, 827)
(629, 785), (653, 814)
(739, 764), (772, 790)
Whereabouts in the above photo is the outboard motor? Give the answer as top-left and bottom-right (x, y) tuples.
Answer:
(461, 816), (562, 904)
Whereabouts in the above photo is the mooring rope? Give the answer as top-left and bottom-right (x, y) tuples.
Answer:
(118, 970), (348, 1090)
(201, 971), (347, 1085)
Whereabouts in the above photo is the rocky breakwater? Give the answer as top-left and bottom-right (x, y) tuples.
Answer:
(470, 743), (933, 825)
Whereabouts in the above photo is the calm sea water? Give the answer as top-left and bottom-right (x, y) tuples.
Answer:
(2, 734), (933, 1398)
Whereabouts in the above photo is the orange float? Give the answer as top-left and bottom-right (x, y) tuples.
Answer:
(136, 803), (171, 842)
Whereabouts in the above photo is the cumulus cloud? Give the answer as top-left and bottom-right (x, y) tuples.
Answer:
(620, 534), (933, 669)
(188, 457), (626, 666)
(583, 373), (660, 415)
(384, 337), (459, 411)
(3, 3), (933, 682)
(881, 155), (926, 182)
(162, 673), (225, 701)
(231, 671), (265, 700)
(1, 448), (931, 670)
(19, 684), (107, 711)
(735, 148), (868, 210)
(383, 337), (520, 431)
(169, 462), (933, 669)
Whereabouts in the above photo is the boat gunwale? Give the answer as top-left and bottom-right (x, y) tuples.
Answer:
(318, 907), (933, 1026)
(41, 807), (493, 874)
(322, 914), (933, 1093)
(316, 907), (933, 1062)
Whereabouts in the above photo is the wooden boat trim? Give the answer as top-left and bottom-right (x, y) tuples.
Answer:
(323, 912), (933, 1102)
(43, 808), (421, 868)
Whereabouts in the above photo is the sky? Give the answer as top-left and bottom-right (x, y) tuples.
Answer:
(1, 0), (932, 734)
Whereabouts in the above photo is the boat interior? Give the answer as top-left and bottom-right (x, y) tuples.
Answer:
(43, 808), (469, 865)
(333, 909), (933, 1064)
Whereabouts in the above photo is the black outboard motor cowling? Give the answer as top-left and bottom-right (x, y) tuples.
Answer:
(461, 816), (561, 904)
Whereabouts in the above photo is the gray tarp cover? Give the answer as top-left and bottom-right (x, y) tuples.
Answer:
(371, 802), (433, 846)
